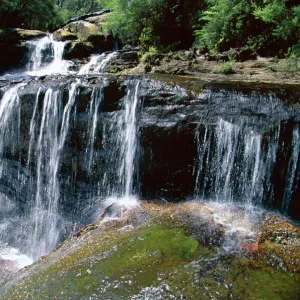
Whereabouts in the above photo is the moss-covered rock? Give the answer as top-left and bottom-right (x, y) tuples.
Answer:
(64, 41), (94, 60)
(52, 18), (114, 57)
(0, 203), (299, 299)
(52, 29), (77, 41)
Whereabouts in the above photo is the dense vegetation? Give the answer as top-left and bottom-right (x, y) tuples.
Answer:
(0, 0), (103, 30)
(0, 0), (299, 56)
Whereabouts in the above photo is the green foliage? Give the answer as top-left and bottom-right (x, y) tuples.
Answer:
(195, 0), (300, 57)
(0, 0), (63, 30)
(253, 0), (300, 40)
(101, 0), (205, 50)
(219, 61), (235, 74)
(55, 0), (103, 20)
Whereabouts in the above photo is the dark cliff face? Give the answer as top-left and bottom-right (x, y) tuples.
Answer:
(0, 76), (300, 221)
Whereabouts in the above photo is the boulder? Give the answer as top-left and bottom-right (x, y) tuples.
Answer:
(0, 28), (47, 74)
(52, 16), (114, 56)
(64, 41), (94, 60)
(120, 51), (139, 61)
(52, 29), (77, 41)
(3, 28), (46, 44)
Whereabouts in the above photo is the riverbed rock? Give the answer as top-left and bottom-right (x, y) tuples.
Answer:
(0, 202), (299, 299)
(258, 214), (300, 274)
(106, 51), (139, 73)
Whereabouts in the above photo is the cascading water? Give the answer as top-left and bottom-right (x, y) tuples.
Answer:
(0, 74), (299, 285)
(26, 34), (70, 76)
(0, 78), (141, 262)
(282, 126), (300, 214)
(78, 52), (118, 75)
(124, 82), (140, 197)
(78, 55), (101, 75)
(193, 117), (299, 212)
(0, 84), (33, 274)
(29, 82), (79, 258)
(94, 52), (118, 73)
(92, 80), (141, 219)
(85, 86), (103, 174)
(0, 84), (25, 178)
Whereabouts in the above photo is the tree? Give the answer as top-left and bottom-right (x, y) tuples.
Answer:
(195, 0), (300, 56)
(101, 0), (205, 50)
(55, 0), (103, 20)
(0, 0), (62, 30)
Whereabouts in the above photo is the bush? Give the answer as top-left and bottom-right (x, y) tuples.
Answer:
(101, 0), (205, 51)
(0, 0), (62, 30)
(195, 0), (300, 57)
(219, 61), (235, 74)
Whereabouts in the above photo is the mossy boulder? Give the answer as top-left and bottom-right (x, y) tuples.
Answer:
(52, 18), (114, 56)
(52, 29), (77, 41)
(64, 21), (101, 41)
(64, 40), (94, 60)
(1, 28), (46, 44)
(0, 203), (299, 299)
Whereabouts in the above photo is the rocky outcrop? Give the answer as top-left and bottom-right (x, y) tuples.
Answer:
(0, 28), (47, 73)
(0, 202), (299, 299)
(0, 76), (299, 219)
(106, 50), (139, 73)
(52, 10), (114, 59)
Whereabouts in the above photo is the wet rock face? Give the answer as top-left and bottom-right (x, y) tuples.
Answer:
(64, 41), (94, 60)
(0, 29), (47, 74)
(0, 202), (299, 299)
(105, 50), (140, 73)
(0, 76), (300, 219)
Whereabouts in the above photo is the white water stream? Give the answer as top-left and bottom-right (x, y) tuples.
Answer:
(78, 52), (118, 75)
(26, 34), (71, 76)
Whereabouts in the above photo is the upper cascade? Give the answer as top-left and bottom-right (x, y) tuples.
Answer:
(26, 34), (70, 76)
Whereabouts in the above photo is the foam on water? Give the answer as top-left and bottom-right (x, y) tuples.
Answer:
(0, 244), (33, 268)
(26, 34), (72, 76)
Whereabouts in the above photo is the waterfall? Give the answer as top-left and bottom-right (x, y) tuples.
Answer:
(85, 86), (103, 174)
(124, 82), (140, 196)
(29, 82), (78, 258)
(282, 126), (300, 214)
(0, 76), (299, 271)
(94, 52), (118, 73)
(26, 34), (69, 76)
(98, 80), (140, 198)
(27, 35), (51, 71)
(91, 80), (140, 219)
(193, 118), (299, 209)
(78, 55), (101, 75)
(0, 84), (25, 178)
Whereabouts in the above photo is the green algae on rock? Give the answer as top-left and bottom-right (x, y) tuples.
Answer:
(0, 202), (299, 299)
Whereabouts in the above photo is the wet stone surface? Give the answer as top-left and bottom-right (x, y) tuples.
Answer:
(0, 202), (299, 299)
